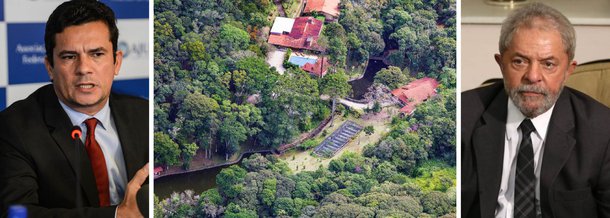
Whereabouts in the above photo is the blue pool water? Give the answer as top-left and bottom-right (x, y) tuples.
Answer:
(288, 56), (317, 67)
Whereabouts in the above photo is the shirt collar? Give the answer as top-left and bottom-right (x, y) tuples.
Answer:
(506, 97), (555, 141)
(58, 99), (111, 130)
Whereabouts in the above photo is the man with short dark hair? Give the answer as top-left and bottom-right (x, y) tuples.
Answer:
(462, 3), (610, 217)
(0, 1), (148, 217)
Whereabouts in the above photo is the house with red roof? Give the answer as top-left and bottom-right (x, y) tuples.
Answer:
(304, 0), (341, 21)
(301, 57), (329, 77)
(268, 17), (324, 51)
(391, 77), (439, 115)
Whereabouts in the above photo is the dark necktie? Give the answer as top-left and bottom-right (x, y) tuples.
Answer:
(515, 119), (537, 218)
(84, 118), (111, 207)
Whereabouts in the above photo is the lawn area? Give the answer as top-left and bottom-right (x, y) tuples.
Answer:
(279, 106), (398, 173)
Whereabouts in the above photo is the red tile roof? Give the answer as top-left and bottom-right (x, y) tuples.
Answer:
(391, 77), (439, 114)
(301, 57), (329, 77)
(304, 0), (341, 17)
(268, 17), (324, 51)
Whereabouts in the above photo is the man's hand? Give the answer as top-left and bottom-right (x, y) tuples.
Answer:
(117, 163), (149, 218)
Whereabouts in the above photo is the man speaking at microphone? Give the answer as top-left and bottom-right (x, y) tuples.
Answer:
(0, 1), (148, 217)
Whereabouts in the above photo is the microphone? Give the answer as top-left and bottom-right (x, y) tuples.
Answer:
(71, 126), (84, 215)
(71, 126), (82, 140)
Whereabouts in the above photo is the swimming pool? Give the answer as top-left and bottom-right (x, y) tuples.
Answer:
(288, 56), (318, 67)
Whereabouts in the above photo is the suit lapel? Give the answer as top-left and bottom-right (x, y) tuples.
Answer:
(109, 95), (139, 181)
(473, 90), (508, 217)
(42, 85), (99, 206)
(540, 90), (576, 215)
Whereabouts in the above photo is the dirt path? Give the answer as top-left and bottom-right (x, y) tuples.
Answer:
(275, 0), (286, 17)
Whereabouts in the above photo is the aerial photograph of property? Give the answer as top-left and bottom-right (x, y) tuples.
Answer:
(153, 0), (456, 217)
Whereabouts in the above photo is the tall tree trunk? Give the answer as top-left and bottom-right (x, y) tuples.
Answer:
(208, 135), (213, 159)
(225, 141), (229, 161)
(330, 97), (336, 127)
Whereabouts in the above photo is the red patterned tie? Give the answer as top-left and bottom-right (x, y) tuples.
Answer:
(84, 118), (111, 207)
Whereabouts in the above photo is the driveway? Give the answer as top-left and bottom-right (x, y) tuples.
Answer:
(266, 49), (287, 74)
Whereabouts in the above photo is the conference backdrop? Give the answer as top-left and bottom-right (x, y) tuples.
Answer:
(0, 0), (149, 110)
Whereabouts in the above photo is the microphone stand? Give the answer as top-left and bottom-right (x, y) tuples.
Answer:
(71, 126), (84, 217)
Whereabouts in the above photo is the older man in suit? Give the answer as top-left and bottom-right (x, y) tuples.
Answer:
(462, 3), (610, 218)
(0, 1), (148, 217)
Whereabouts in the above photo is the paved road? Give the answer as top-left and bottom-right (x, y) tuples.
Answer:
(339, 98), (370, 109)
(266, 49), (286, 74)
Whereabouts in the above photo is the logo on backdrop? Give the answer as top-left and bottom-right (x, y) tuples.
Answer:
(7, 23), (48, 85)
(118, 41), (148, 59)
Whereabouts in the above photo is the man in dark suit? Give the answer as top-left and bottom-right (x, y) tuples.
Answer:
(0, 1), (148, 217)
(462, 3), (610, 218)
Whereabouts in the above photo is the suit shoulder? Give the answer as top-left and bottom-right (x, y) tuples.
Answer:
(111, 92), (147, 104)
(110, 93), (148, 109)
(109, 93), (148, 120)
(461, 82), (504, 121)
(0, 86), (50, 120)
(462, 82), (504, 105)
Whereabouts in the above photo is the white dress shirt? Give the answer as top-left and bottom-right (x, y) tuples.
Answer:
(59, 100), (128, 206)
(495, 98), (555, 218)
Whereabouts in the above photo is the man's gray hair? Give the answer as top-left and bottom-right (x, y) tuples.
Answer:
(499, 2), (575, 61)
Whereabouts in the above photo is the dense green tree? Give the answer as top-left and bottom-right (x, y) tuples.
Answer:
(154, 195), (163, 218)
(261, 178), (278, 207)
(320, 71), (351, 126)
(241, 153), (270, 172)
(218, 115), (248, 160)
(356, 192), (423, 217)
(374, 66), (411, 89)
(315, 203), (376, 218)
(293, 181), (314, 200)
(363, 135), (425, 175)
(373, 161), (398, 183)
(177, 92), (220, 158)
(179, 32), (207, 63)
(219, 24), (250, 54)
(327, 38), (348, 68)
(224, 202), (258, 218)
(197, 189), (224, 217)
(412, 87), (456, 165)
(154, 132), (181, 167)
(217, 165), (247, 200)
(235, 56), (278, 97)
(274, 197), (297, 216)
(180, 142), (198, 169)
(421, 191), (454, 216)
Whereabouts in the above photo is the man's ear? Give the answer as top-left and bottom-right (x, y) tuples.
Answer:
(566, 60), (577, 77)
(113, 50), (123, 76)
(494, 54), (503, 71)
(494, 54), (504, 74)
(44, 56), (54, 81)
